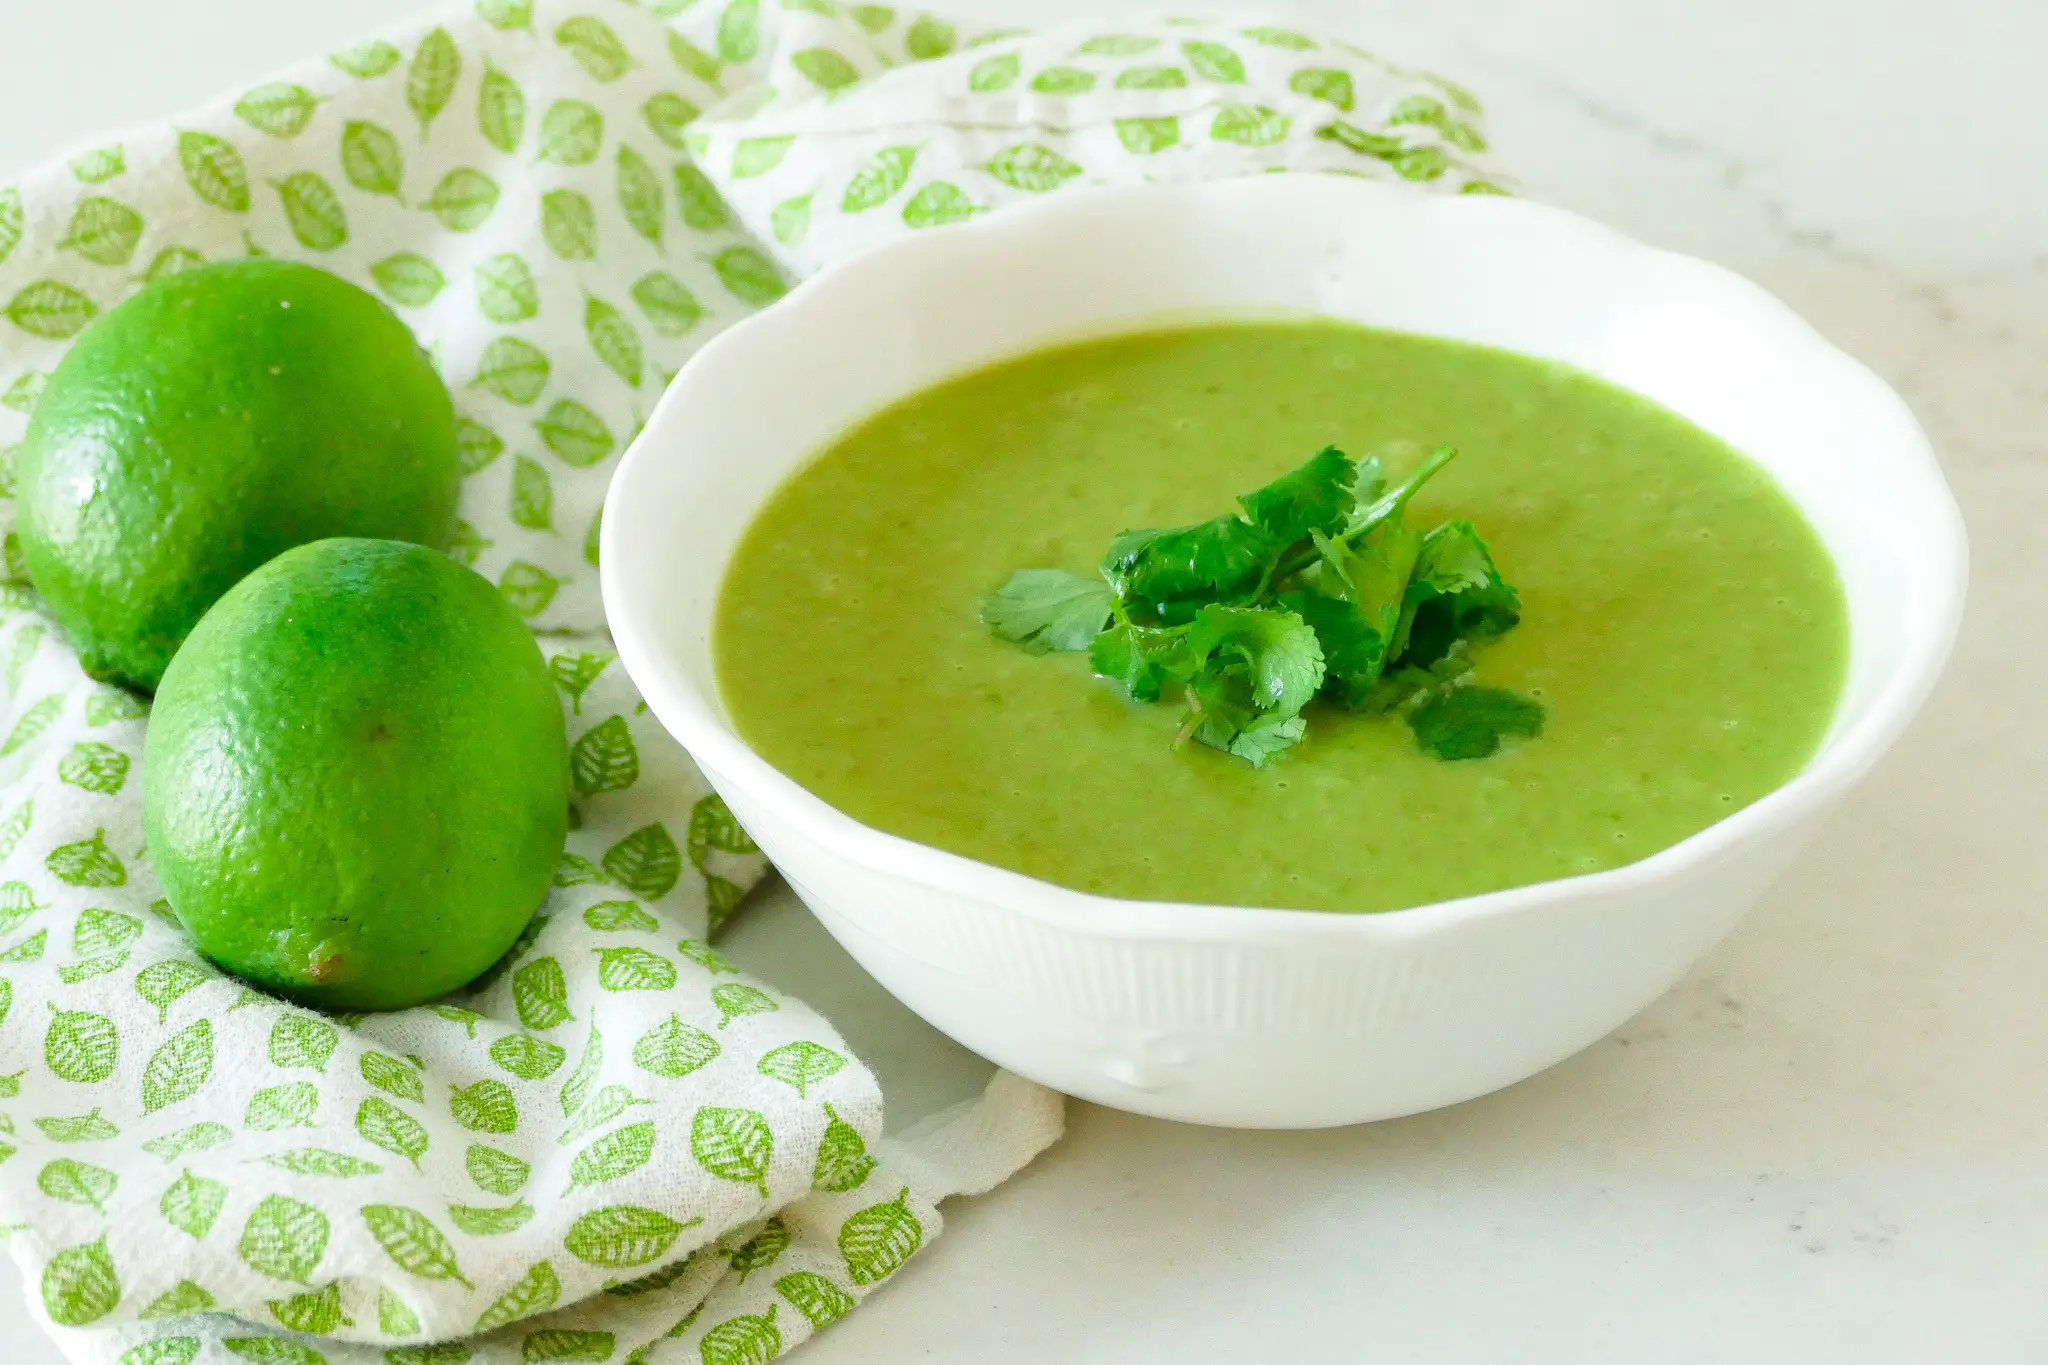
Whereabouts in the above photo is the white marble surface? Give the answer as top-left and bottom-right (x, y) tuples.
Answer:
(3, 0), (2045, 1359)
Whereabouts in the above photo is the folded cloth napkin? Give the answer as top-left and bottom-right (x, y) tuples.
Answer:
(0, 4), (1499, 1362)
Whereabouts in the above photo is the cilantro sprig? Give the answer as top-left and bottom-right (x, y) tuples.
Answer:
(980, 445), (1545, 767)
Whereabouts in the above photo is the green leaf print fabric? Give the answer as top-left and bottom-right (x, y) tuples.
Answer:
(0, 4), (1497, 1363)
(688, 13), (1503, 275)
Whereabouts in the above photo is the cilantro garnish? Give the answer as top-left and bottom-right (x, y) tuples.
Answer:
(976, 568), (1114, 654)
(980, 444), (1544, 768)
(1408, 686), (1545, 760)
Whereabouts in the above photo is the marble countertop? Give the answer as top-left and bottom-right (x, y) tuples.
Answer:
(3, 1), (2043, 1359)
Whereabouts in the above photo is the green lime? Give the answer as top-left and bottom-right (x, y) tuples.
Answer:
(16, 258), (458, 691)
(143, 538), (568, 1012)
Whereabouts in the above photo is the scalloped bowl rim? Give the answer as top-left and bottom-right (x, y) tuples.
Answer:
(602, 176), (1968, 953)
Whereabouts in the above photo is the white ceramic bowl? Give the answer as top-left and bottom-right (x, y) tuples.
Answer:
(602, 177), (1967, 1129)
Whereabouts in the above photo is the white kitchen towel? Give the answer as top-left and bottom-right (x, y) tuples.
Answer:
(0, 4), (1496, 1363)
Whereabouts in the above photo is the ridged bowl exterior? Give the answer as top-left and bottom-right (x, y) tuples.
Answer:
(602, 177), (1967, 1128)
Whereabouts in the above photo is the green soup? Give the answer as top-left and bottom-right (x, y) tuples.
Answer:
(715, 322), (1849, 913)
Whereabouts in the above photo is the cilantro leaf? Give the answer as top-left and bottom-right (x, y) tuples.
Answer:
(1191, 700), (1307, 767)
(1266, 445), (1454, 588)
(1089, 622), (1198, 703)
(1279, 592), (1389, 706)
(1344, 443), (1458, 541)
(1289, 515), (1420, 705)
(1238, 445), (1355, 543)
(1089, 622), (1153, 699)
(1188, 605), (1325, 715)
(1400, 520), (1521, 668)
(1408, 685), (1544, 760)
(1180, 606), (1325, 764)
(1223, 715), (1306, 768)
(1352, 454), (1387, 505)
(1360, 653), (1477, 715)
(1340, 519), (1422, 628)
(1411, 519), (1500, 596)
(1101, 515), (1274, 612)
(980, 569), (1113, 654)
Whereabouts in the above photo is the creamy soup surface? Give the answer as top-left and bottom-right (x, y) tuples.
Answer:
(715, 322), (1849, 913)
